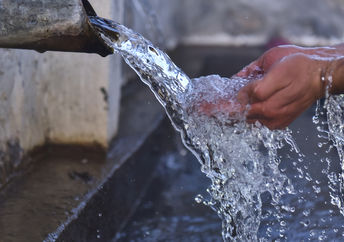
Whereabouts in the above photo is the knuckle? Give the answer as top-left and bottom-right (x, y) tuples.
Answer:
(266, 121), (282, 130)
(280, 106), (290, 116)
(260, 105), (275, 118)
(266, 123), (276, 130)
(252, 86), (265, 101)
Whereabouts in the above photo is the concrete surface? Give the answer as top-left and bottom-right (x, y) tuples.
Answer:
(0, 0), (83, 43)
(48, 46), (262, 242)
(0, 78), (164, 242)
(0, 0), (123, 187)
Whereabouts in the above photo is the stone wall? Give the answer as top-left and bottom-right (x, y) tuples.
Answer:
(0, 0), (123, 186)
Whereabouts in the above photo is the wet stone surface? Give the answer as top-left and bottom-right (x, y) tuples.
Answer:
(0, 78), (164, 242)
(115, 121), (222, 242)
(0, 145), (106, 242)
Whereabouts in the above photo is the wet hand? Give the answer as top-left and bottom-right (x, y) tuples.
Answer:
(237, 45), (330, 130)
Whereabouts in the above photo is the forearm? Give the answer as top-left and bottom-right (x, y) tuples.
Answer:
(305, 44), (344, 96)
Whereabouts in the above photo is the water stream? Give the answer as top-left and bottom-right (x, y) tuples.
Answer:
(90, 16), (344, 241)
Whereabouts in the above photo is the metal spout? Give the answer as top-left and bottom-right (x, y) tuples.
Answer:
(0, 0), (113, 56)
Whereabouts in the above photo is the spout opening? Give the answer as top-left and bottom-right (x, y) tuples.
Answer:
(0, 0), (114, 57)
(81, 0), (97, 17)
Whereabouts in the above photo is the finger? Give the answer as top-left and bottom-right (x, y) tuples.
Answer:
(251, 76), (310, 114)
(246, 98), (289, 120)
(260, 45), (301, 71)
(247, 98), (307, 129)
(235, 60), (261, 78)
(246, 102), (269, 120)
(247, 116), (289, 130)
(260, 119), (286, 130)
(250, 67), (290, 102)
(237, 81), (256, 105)
(246, 117), (277, 130)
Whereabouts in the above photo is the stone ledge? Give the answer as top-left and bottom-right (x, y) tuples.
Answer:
(0, 79), (164, 242)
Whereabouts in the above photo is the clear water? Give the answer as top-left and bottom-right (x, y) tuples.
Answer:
(90, 16), (344, 241)
(314, 95), (344, 215)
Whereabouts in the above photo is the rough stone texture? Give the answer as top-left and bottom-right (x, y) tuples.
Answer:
(0, 0), (112, 55)
(0, 0), (123, 186)
(0, 0), (84, 44)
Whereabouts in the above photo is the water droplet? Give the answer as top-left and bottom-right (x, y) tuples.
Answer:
(303, 209), (310, 217)
(195, 194), (203, 204)
(310, 230), (316, 237)
(312, 185), (321, 194)
(318, 234), (327, 241)
(300, 220), (310, 227)
(312, 116), (319, 124)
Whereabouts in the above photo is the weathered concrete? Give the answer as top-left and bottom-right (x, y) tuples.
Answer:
(0, 0), (112, 56)
(0, 77), (164, 242)
(49, 46), (262, 241)
(0, 0), (84, 42)
(0, 0), (123, 186)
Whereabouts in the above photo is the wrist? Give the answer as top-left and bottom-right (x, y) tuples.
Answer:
(326, 57), (344, 95)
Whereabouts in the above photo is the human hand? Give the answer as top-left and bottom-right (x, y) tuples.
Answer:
(236, 45), (332, 130)
(189, 75), (247, 122)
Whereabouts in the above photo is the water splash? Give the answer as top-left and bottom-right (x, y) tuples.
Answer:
(90, 17), (189, 131)
(313, 94), (344, 215)
(90, 16), (344, 241)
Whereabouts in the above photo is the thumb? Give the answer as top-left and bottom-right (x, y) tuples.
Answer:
(235, 60), (261, 78)
(237, 81), (258, 105)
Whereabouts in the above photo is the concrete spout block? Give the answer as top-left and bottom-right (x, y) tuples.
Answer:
(0, 0), (113, 56)
(0, 0), (124, 188)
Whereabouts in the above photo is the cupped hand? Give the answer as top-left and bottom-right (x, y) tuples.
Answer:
(237, 45), (331, 130)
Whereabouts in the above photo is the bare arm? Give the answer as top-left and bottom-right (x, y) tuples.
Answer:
(236, 44), (344, 129)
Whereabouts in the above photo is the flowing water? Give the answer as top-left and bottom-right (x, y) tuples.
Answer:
(315, 96), (344, 215)
(90, 16), (344, 241)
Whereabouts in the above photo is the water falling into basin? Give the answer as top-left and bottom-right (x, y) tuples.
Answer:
(313, 95), (344, 215)
(90, 16), (344, 241)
